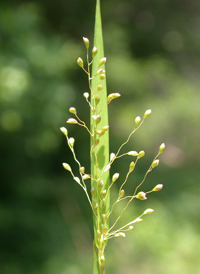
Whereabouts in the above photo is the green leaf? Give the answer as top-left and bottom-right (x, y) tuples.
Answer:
(91, 0), (110, 273)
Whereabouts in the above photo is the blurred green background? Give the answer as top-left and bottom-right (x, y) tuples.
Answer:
(1, 0), (200, 273)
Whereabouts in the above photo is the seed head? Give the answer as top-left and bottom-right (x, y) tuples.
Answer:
(96, 130), (103, 137)
(101, 125), (109, 132)
(103, 164), (111, 173)
(152, 184), (163, 192)
(135, 116), (141, 127)
(93, 94), (100, 105)
(112, 173), (119, 183)
(127, 151), (138, 156)
(60, 127), (68, 136)
(144, 109), (152, 119)
(66, 118), (78, 124)
(100, 73), (106, 80)
(97, 84), (103, 91)
(98, 57), (106, 68)
(98, 180), (104, 189)
(74, 177), (80, 184)
(96, 69), (104, 75)
(136, 191), (147, 200)
(92, 114), (101, 125)
(79, 166), (85, 173)
(92, 46), (98, 58)
(133, 218), (143, 223)
(77, 57), (83, 68)
(101, 189), (107, 199)
(82, 174), (90, 180)
(102, 214), (107, 222)
(83, 92), (89, 99)
(159, 143), (166, 154)
(62, 163), (71, 172)
(69, 107), (77, 115)
(107, 93), (121, 102)
(143, 208), (154, 215)
(151, 159), (159, 169)
(83, 37), (89, 49)
(110, 153), (115, 162)
(68, 137), (75, 147)
(97, 130), (102, 136)
(92, 115), (101, 125)
(91, 106), (96, 113)
(137, 150), (145, 159)
(120, 189), (125, 198)
(129, 161), (135, 172)
(115, 232), (126, 238)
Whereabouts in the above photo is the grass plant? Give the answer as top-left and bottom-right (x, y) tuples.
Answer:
(60, 1), (165, 273)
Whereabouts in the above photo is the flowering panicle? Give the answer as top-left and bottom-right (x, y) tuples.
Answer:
(61, 36), (165, 272)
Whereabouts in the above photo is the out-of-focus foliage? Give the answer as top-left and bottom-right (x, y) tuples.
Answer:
(0, 1), (200, 274)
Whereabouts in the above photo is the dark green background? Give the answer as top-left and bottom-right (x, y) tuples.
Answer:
(1, 1), (200, 273)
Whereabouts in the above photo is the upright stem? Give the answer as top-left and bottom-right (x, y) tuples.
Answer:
(91, 1), (110, 273)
